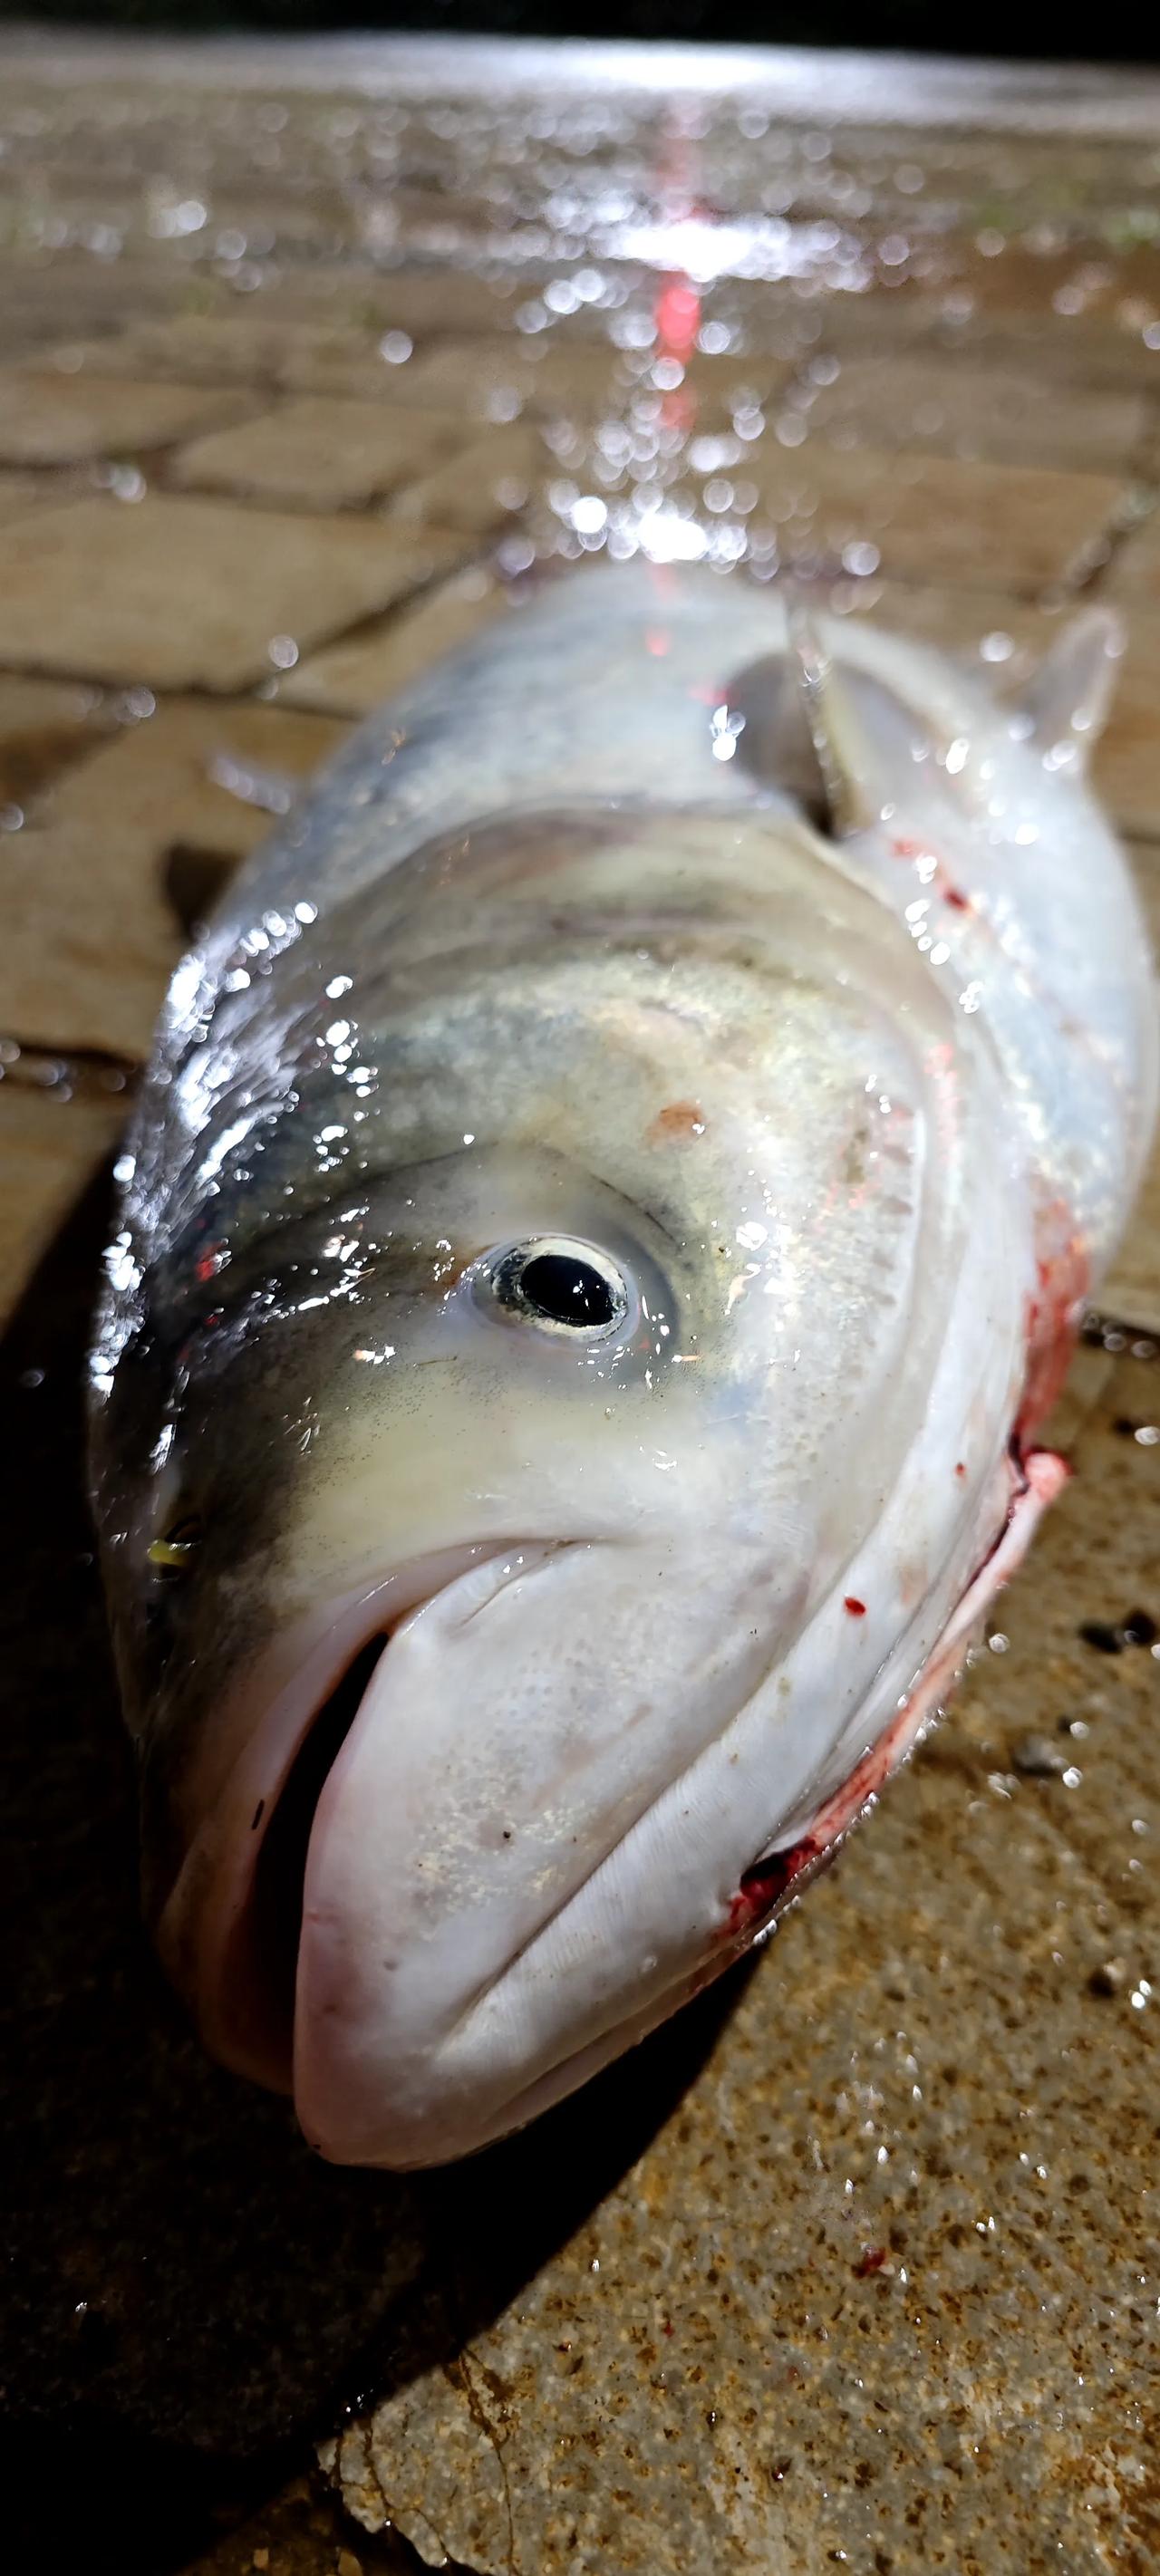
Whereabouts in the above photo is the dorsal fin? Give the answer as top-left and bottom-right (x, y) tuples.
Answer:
(785, 597), (883, 837)
(1015, 605), (1123, 763)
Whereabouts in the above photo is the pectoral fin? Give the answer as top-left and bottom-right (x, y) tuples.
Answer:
(1016, 605), (1124, 761)
(785, 599), (887, 837)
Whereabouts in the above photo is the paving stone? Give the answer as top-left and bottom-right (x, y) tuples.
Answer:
(742, 442), (1128, 593)
(0, 697), (349, 1059)
(797, 352), (1149, 472)
(0, 493), (470, 690)
(389, 420), (545, 534)
(1107, 502), (1160, 605)
(50, 294), (535, 395)
(280, 564), (511, 716)
(0, 366), (252, 465)
(395, 335), (795, 425)
(0, 1077), (127, 1326)
(0, 672), (104, 805)
(0, 468), (56, 524)
(169, 392), (469, 510)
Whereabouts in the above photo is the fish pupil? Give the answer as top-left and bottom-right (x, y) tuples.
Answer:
(517, 1252), (618, 1329)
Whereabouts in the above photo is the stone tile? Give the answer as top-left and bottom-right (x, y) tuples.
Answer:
(730, 285), (1160, 394)
(744, 443), (1127, 593)
(389, 421), (545, 535)
(395, 336), (794, 425)
(941, 240), (1160, 328)
(169, 393), (469, 510)
(798, 354), (1148, 473)
(280, 565), (511, 717)
(53, 303), (529, 400)
(1107, 503), (1160, 605)
(53, 317), (343, 387)
(374, 336), (630, 422)
(0, 495), (470, 690)
(59, 315), (425, 401)
(257, 265), (535, 337)
(0, 674), (103, 806)
(0, 368), (251, 466)
(0, 698), (349, 1059)
(0, 469), (54, 525)
(0, 1079), (126, 1327)
(0, 254), (219, 358)
(918, 315), (1160, 398)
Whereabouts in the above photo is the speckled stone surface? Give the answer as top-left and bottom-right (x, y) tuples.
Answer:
(0, 32), (1156, 2576)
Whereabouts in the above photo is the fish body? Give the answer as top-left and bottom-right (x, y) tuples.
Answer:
(90, 563), (1156, 2166)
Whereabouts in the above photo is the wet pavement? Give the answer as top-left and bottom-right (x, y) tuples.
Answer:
(0, 33), (1156, 2576)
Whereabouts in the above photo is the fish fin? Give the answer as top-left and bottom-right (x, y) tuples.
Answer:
(759, 648), (834, 826)
(1016, 605), (1124, 761)
(785, 596), (884, 837)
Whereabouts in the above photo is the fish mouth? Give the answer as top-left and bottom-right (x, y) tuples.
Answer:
(154, 1541), (556, 2096)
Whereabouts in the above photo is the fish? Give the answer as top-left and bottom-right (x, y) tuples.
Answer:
(89, 562), (1157, 2169)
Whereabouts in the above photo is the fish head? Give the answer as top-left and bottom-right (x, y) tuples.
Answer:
(96, 804), (1026, 2166)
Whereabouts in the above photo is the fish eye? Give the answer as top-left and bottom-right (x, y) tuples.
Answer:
(478, 1237), (631, 1337)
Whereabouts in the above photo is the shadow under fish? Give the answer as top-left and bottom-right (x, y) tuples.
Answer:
(0, 1156), (747, 2529)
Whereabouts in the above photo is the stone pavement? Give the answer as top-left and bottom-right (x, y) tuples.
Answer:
(0, 34), (1155, 2576)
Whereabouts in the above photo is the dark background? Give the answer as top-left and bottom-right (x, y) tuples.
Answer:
(0, 2), (1156, 69)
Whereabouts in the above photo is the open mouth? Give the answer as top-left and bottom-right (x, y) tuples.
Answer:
(156, 1539), (565, 2097)
(244, 1632), (389, 2085)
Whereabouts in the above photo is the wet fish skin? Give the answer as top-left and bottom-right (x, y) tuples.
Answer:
(90, 564), (1156, 2167)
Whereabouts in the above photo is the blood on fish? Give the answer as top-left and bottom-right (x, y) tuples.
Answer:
(648, 1099), (706, 1143)
(1019, 1203), (1090, 1436)
(726, 1841), (815, 1939)
(943, 886), (971, 911)
(843, 1596), (867, 1616)
(722, 1444), (1068, 1955)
